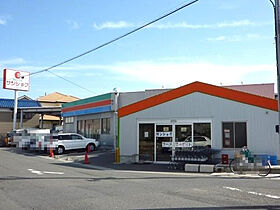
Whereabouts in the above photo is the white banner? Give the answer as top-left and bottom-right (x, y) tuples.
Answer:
(156, 132), (173, 137)
(3, 69), (30, 91)
(162, 142), (193, 148)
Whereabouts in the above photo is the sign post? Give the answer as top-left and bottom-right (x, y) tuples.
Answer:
(2, 69), (30, 131)
(13, 90), (18, 131)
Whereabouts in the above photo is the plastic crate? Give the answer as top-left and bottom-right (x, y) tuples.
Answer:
(268, 155), (278, 165)
(255, 154), (268, 166)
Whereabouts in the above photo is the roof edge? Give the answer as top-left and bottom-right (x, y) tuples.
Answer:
(118, 81), (278, 118)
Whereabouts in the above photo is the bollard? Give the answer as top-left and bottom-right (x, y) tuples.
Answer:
(84, 145), (90, 164)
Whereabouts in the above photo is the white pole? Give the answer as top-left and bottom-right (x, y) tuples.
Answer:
(20, 109), (23, 129)
(13, 90), (18, 131)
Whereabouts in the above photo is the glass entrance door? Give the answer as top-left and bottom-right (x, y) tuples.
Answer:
(139, 124), (154, 161)
(175, 125), (192, 152)
(156, 125), (172, 161)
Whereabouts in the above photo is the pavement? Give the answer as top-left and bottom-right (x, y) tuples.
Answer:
(55, 147), (183, 173)
(3, 146), (280, 174)
(2, 147), (280, 209)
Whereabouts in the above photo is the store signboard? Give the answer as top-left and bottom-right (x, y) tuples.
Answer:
(156, 132), (173, 137)
(162, 142), (193, 148)
(3, 69), (30, 91)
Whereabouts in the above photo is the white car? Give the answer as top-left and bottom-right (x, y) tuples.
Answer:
(52, 133), (99, 155)
(185, 136), (211, 148)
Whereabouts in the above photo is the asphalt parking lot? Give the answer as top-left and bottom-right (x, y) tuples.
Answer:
(5, 146), (184, 173)
(4, 146), (280, 175)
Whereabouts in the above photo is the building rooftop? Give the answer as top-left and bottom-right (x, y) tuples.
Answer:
(37, 92), (79, 103)
(0, 98), (41, 109)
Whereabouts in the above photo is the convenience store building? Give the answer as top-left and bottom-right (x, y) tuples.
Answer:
(62, 81), (280, 163)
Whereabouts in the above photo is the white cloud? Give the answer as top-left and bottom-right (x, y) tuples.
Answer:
(207, 35), (242, 42)
(66, 20), (79, 30)
(108, 60), (275, 87)
(152, 20), (270, 29)
(93, 21), (134, 30)
(0, 18), (6, 25)
(14, 59), (275, 88)
(0, 58), (25, 66)
(208, 33), (271, 42)
(92, 19), (271, 30)
(0, 15), (11, 25)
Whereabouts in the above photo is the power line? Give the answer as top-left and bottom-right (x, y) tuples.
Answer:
(47, 71), (95, 94)
(30, 0), (199, 76)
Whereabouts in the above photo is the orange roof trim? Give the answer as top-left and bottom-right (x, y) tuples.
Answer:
(118, 81), (278, 118)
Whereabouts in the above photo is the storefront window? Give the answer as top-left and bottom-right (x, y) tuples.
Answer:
(77, 120), (85, 136)
(77, 119), (101, 139)
(139, 123), (154, 161)
(93, 119), (101, 135)
(85, 120), (93, 138)
(193, 123), (211, 148)
(101, 118), (110, 134)
(222, 122), (247, 148)
(175, 125), (192, 142)
(65, 117), (74, 124)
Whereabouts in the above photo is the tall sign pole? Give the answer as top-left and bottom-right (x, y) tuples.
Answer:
(13, 90), (18, 131)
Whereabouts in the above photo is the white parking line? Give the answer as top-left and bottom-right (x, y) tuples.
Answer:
(223, 186), (280, 199)
(28, 169), (64, 175)
(42, 171), (64, 175)
(28, 169), (43, 175)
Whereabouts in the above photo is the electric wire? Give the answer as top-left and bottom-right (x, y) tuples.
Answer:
(2, 0), (198, 95)
(47, 71), (95, 94)
(29, 0), (199, 76)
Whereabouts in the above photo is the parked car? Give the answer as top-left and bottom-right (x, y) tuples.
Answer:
(52, 133), (99, 155)
(184, 136), (211, 148)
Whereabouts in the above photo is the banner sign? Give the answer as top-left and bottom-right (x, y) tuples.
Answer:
(3, 69), (30, 91)
(162, 142), (193, 148)
(156, 132), (173, 137)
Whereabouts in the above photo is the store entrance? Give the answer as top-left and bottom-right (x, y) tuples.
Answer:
(156, 125), (172, 161)
(138, 121), (212, 163)
(139, 123), (154, 162)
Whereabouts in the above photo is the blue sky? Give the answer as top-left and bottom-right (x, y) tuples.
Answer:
(0, 0), (276, 100)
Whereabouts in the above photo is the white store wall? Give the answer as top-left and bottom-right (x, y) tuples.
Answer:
(119, 92), (279, 163)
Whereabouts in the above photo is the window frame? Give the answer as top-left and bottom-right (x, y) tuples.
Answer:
(222, 121), (247, 149)
(101, 118), (110, 134)
(65, 117), (74, 124)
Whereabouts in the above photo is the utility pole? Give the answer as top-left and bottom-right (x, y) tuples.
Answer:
(271, 0), (280, 136)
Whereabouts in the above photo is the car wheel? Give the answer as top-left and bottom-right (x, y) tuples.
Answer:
(57, 146), (64, 155)
(88, 144), (96, 152)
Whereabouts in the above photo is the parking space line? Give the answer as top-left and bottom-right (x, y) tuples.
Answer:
(223, 186), (280, 200)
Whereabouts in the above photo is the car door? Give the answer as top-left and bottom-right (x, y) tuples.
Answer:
(58, 134), (73, 150)
(71, 134), (85, 149)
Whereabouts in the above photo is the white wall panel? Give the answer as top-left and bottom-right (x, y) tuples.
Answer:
(120, 92), (279, 160)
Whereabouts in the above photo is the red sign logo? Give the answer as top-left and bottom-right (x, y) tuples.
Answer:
(14, 71), (21, 79)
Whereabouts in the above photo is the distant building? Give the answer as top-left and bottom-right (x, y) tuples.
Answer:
(224, 83), (275, 99)
(0, 98), (41, 137)
(37, 92), (79, 129)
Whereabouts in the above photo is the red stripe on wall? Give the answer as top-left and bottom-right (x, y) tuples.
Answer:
(62, 99), (111, 113)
